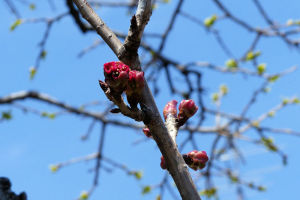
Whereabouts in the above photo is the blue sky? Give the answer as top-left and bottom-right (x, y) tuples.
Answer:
(1, 0), (300, 200)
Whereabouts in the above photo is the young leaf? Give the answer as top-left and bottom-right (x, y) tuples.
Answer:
(257, 63), (266, 75)
(204, 15), (217, 27)
(2, 111), (12, 120)
(226, 59), (238, 69)
(142, 186), (151, 195)
(10, 19), (22, 31)
(268, 75), (279, 83)
(29, 67), (37, 80)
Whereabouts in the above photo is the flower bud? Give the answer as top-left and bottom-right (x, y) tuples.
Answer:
(160, 156), (167, 170)
(177, 100), (198, 127)
(184, 150), (209, 171)
(126, 70), (145, 108)
(103, 61), (130, 95)
(163, 100), (178, 121)
(143, 127), (152, 138)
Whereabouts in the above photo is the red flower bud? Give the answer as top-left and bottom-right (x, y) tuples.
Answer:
(185, 150), (209, 171)
(163, 100), (178, 121)
(195, 151), (209, 163)
(142, 127), (152, 138)
(178, 100), (198, 118)
(127, 70), (145, 94)
(160, 156), (167, 170)
(177, 100), (198, 127)
(103, 62), (130, 95)
(126, 70), (145, 108)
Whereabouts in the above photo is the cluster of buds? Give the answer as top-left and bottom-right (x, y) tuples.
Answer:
(102, 61), (145, 107)
(182, 150), (209, 171)
(160, 150), (208, 171)
(163, 99), (198, 127)
(104, 61), (130, 95)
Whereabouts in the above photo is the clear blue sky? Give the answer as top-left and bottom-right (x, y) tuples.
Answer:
(1, 0), (300, 200)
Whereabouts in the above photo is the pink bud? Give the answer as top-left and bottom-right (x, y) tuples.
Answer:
(163, 100), (178, 121)
(195, 151), (209, 163)
(126, 70), (145, 107)
(142, 127), (152, 138)
(186, 150), (209, 170)
(178, 100), (198, 118)
(103, 61), (130, 95)
(128, 70), (145, 92)
(160, 156), (167, 170)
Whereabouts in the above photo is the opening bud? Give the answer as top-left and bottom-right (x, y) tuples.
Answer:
(103, 61), (130, 95)
(163, 100), (178, 121)
(184, 150), (209, 171)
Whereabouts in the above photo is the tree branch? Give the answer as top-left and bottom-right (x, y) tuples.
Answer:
(71, 0), (201, 199)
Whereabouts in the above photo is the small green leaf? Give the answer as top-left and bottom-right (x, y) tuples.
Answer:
(10, 19), (22, 31)
(263, 87), (271, 93)
(292, 97), (300, 104)
(133, 171), (143, 180)
(29, 3), (36, 10)
(152, 4), (158, 10)
(2, 111), (12, 120)
(204, 15), (217, 27)
(142, 186), (151, 195)
(29, 67), (37, 80)
(245, 51), (261, 61)
(40, 50), (47, 59)
(200, 187), (217, 198)
(282, 98), (289, 105)
(267, 111), (275, 117)
(212, 93), (219, 102)
(49, 164), (59, 173)
(41, 112), (48, 117)
(257, 63), (266, 75)
(258, 186), (267, 192)
(79, 191), (89, 200)
(41, 112), (56, 119)
(229, 174), (239, 183)
(295, 20), (300, 25)
(268, 75), (279, 83)
(251, 121), (260, 128)
(48, 113), (56, 119)
(162, 0), (170, 3)
(261, 137), (278, 152)
(225, 59), (238, 69)
(220, 84), (228, 95)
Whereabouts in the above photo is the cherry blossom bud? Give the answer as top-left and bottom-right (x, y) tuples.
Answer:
(142, 127), (152, 138)
(184, 150), (209, 171)
(163, 100), (178, 121)
(103, 61), (130, 95)
(160, 156), (167, 170)
(126, 70), (145, 108)
(177, 100), (198, 127)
